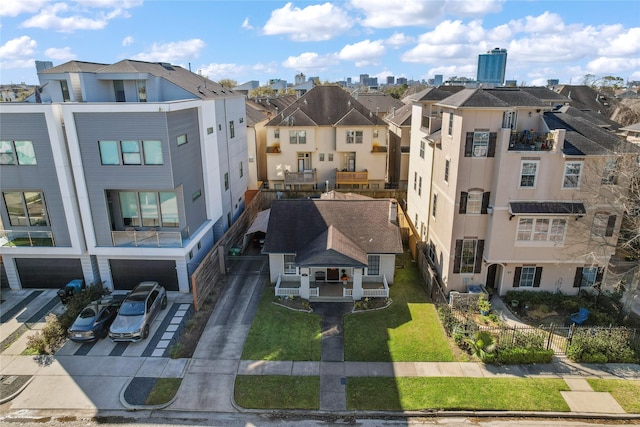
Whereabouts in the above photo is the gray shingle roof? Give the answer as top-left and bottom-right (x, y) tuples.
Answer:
(265, 85), (384, 127)
(485, 88), (548, 107)
(385, 103), (413, 126)
(438, 89), (512, 108)
(263, 199), (403, 265)
(39, 61), (108, 73)
(355, 93), (404, 114)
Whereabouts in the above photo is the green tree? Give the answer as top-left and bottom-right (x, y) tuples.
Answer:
(218, 79), (237, 88)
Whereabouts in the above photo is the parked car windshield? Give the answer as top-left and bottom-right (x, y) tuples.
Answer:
(118, 301), (145, 316)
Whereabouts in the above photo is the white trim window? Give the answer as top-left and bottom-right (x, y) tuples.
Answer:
(419, 140), (425, 158)
(580, 266), (598, 288)
(466, 191), (483, 214)
(516, 217), (567, 242)
(289, 130), (306, 144)
(472, 131), (489, 157)
(519, 161), (538, 188)
(601, 157), (618, 185)
(367, 255), (380, 275)
(519, 266), (537, 287)
(460, 240), (477, 274)
(283, 254), (296, 274)
(447, 112), (453, 136)
(346, 130), (363, 144)
(562, 161), (583, 188)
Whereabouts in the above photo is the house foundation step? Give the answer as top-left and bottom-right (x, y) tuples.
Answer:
(310, 296), (353, 303)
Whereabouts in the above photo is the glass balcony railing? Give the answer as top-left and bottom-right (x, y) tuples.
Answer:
(110, 227), (189, 248)
(0, 230), (55, 247)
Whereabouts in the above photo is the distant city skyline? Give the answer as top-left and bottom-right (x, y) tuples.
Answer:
(1, 1), (639, 87)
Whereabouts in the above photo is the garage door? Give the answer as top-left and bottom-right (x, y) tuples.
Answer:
(110, 259), (178, 291)
(15, 258), (83, 289)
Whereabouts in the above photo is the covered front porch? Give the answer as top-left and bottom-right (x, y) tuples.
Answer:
(274, 267), (389, 302)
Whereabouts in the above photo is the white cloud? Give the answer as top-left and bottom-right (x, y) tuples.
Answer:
(263, 2), (352, 41)
(338, 39), (385, 67)
(132, 39), (206, 62)
(0, 36), (37, 71)
(1, 0), (48, 17)
(122, 36), (134, 46)
(198, 63), (244, 80)
(45, 46), (76, 61)
(586, 57), (640, 76)
(20, 1), (140, 32)
(282, 52), (338, 73)
(598, 27), (640, 56)
(385, 32), (414, 49)
(350, 0), (446, 28)
(242, 17), (253, 30)
(0, 35), (37, 59)
(443, 0), (504, 16)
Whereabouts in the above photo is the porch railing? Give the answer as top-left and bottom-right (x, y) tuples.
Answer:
(336, 170), (368, 185)
(310, 287), (319, 297)
(275, 274), (301, 297)
(343, 288), (353, 297)
(0, 230), (55, 247)
(284, 169), (317, 185)
(362, 275), (389, 298)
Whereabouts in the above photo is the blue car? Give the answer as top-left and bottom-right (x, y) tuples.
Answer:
(68, 294), (126, 342)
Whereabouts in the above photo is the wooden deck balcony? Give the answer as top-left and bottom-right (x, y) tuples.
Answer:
(284, 169), (317, 185)
(336, 170), (368, 185)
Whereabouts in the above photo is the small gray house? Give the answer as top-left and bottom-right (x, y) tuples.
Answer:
(263, 198), (403, 301)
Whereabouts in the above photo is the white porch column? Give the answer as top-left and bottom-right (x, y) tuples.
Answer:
(353, 267), (364, 300)
(300, 267), (310, 299)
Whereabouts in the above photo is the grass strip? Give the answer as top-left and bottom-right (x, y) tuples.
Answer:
(241, 284), (322, 361)
(588, 379), (640, 413)
(345, 251), (454, 362)
(145, 378), (182, 405)
(347, 377), (570, 411)
(235, 376), (319, 409)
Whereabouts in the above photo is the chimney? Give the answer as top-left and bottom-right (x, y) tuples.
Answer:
(389, 199), (398, 223)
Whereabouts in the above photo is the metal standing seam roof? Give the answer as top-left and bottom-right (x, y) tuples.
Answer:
(509, 201), (587, 215)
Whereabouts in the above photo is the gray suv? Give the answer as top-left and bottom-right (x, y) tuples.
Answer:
(109, 281), (167, 342)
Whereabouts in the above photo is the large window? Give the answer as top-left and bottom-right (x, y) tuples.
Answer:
(472, 131), (489, 157)
(3, 191), (48, 226)
(459, 191), (490, 214)
(574, 266), (603, 288)
(460, 240), (477, 274)
(453, 239), (485, 274)
(346, 130), (363, 144)
(284, 254), (296, 274)
(516, 217), (567, 242)
(119, 191), (178, 228)
(0, 141), (37, 165)
(563, 162), (582, 188)
(592, 212), (616, 237)
(289, 130), (306, 144)
(367, 255), (380, 275)
(419, 140), (425, 158)
(519, 266), (537, 287)
(520, 161), (538, 188)
(466, 192), (483, 214)
(99, 140), (163, 165)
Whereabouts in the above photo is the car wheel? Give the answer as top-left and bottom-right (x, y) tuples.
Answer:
(142, 324), (150, 339)
(161, 295), (167, 309)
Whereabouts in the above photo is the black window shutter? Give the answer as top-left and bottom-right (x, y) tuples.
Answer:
(453, 240), (462, 273)
(459, 192), (468, 214)
(474, 240), (484, 273)
(573, 267), (583, 288)
(513, 267), (521, 287)
(533, 267), (543, 287)
(605, 215), (617, 236)
(596, 267), (604, 286)
(464, 132), (473, 157)
(480, 192), (490, 214)
(487, 132), (497, 157)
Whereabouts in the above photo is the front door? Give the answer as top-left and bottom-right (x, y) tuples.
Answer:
(327, 268), (339, 281)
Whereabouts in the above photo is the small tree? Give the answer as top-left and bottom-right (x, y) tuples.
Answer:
(217, 78), (237, 89)
(465, 331), (496, 361)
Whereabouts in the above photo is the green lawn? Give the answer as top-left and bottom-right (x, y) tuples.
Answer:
(235, 376), (319, 409)
(344, 252), (454, 362)
(588, 379), (640, 413)
(241, 284), (322, 361)
(347, 377), (571, 411)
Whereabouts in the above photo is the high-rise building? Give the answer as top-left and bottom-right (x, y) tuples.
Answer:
(434, 75), (443, 86)
(477, 48), (507, 85)
(386, 76), (395, 85)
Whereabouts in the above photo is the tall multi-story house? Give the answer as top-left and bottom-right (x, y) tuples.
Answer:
(0, 59), (248, 292)
(477, 48), (507, 86)
(263, 85), (388, 190)
(407, 87), (639, 296)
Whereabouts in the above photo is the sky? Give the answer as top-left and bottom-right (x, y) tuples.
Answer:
(1, 0), (640, 87)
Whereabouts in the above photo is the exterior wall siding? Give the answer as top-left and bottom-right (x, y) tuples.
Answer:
(0, 112), (71, 246)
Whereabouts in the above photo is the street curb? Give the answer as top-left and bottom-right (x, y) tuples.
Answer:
(0, 376), (34, 404)
(118, 376), (180, 411)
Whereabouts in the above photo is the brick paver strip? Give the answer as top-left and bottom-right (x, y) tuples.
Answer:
(0, 291), (43, 323)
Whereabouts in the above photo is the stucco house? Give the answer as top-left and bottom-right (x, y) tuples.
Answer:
(262, 198), (403, 301)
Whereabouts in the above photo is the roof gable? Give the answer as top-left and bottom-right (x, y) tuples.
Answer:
(296, 225), (368, 267)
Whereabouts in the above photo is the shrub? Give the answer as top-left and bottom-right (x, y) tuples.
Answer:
(496, 348), (554, 364)
(567, 328), (639, 363)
